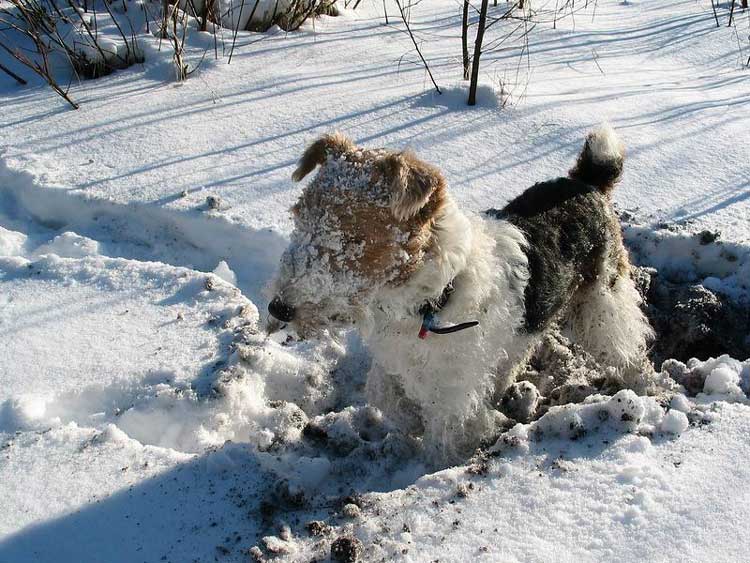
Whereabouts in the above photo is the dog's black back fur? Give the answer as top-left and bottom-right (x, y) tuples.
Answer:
(487, 177), (612, 333)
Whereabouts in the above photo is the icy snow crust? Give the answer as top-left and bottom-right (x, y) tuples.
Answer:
(2, 0), (750, 561)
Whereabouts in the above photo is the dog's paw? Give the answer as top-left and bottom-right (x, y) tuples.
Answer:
(500, 381), (541, 423)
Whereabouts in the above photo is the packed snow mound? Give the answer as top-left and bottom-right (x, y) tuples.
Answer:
(213, 259), (238, 286)
(0, 238), (357, 559)
(418, 81), (507, 109)
(496, 386), (714, 450)
(663, 355), (750, 399)
(283, 381), (749, 562)
(0, 245), (365, 457)
(0, 153), (288, 305)
(293, 403), (750, 563)
(0, 226), (26, 256)
(32, 231), (100, 258)
(0, 251), (254, 436)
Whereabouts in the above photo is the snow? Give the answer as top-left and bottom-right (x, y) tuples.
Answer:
(425, 81), (507, 109)
(213, 259), (238, 286)
(0, 226), (26, 256)
(287, 397), (750, 562)
(2, 1), (748, 240)
(624, 220), (750, 301)
(0, 253), (247, 404)
(33, 231), (100, 258)
(701, 357), (747, 398)
(660, 409), (689, 434)
(1, 0), (750, 561)
(669, 393), (692, 413)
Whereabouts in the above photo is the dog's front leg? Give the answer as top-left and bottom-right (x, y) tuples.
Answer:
(365, 363), (425, 437)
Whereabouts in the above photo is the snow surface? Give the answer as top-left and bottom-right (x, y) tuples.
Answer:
(321, 401), (750, 563)
(2, 0), (748, 241)
(1, 0), (750, 561)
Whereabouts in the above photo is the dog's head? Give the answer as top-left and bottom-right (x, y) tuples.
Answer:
(268, 133), (446, 336)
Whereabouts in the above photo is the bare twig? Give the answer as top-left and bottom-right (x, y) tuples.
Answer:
(228, 0), (247, 63)
(100, 0), (142, 64)
(394, 0), (440, 94)
(592, 48), (604, 74)
(228, 0), (260, 61)
(0, 37), (78, 108)
(63, 0), (117, 66)
(172, 2), (188, 79)
(461, 0), (470, 79)
(284, 0), (319, 31)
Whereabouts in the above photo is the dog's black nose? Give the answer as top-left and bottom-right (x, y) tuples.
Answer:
(268, 296), (295, 322)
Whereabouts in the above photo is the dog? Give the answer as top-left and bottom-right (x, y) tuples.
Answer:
(267, 125), (655, 464)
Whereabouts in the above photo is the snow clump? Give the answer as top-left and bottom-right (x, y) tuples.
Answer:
(212, 260), (238, 286)
(0, 226), (27, 256)
(33, 232), (100, 258)
(660, 409), (689, 434)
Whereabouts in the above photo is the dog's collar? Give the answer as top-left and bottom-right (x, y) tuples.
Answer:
(417, 280), (479, 339)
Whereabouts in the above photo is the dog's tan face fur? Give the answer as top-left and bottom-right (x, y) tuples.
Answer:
(270, 135), (446, 335)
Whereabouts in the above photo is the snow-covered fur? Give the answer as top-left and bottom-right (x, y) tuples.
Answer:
(269, 126), (654, 465)
(564, 257), (655, 390)
(363, 205), (531, 462)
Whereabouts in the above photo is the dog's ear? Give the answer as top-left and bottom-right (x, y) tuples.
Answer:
(292, 132), (355, 182)
(381, 151), (445, 221)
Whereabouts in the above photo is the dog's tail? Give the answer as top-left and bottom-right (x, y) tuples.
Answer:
(569, 123), (624, 193)
(291, 132), (355, 182)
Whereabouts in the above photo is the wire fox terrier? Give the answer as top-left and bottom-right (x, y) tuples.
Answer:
(268, 126), (654, 463)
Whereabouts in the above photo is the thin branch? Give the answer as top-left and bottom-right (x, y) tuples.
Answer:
(461, 0), (470, 80)
(63, 0), (118, 65)
(228, 0), (260, 62)
(0, 37), (79, 108)
(101, 0), (140, 64)
(394, 0), (440, 94)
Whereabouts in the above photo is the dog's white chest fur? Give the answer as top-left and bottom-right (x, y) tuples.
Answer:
(361, 201), (532, 461)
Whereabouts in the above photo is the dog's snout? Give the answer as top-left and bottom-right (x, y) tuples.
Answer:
(268, 296), (295, 322)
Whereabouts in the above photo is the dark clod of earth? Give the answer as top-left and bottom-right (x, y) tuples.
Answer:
(331, 536), (364, 563)
(698, 230), (720, 245)
(206, 195), (223, 210)
(306, 520), (330, 537)
(634, 267), (750, 365)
